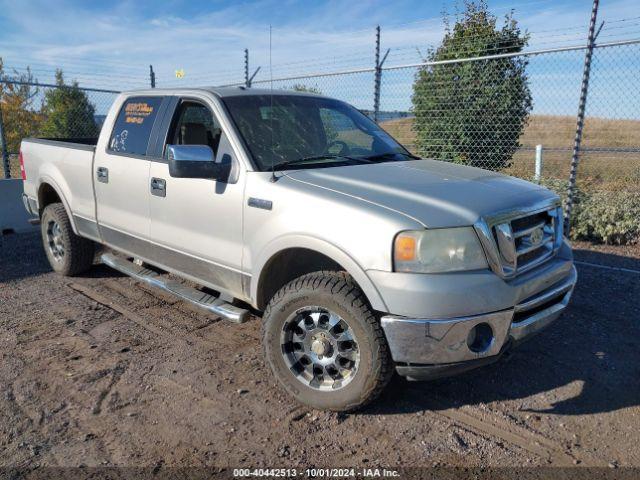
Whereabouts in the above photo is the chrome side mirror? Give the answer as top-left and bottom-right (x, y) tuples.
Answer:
(167, 145), (231, 180)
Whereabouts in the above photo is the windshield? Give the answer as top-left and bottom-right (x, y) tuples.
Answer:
(222, 94), (411, 171)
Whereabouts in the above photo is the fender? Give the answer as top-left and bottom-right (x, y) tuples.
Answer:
(37, 174), (79, 235)
(251, 234), (389, 313)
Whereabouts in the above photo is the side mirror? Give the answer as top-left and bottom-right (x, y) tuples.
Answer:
(167, 145), (231, 180)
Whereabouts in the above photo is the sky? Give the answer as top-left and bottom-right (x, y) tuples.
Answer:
(0, 0), (638, 115)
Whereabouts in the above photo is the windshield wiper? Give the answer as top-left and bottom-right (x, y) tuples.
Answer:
(273, 154), (372, 171)
(361, 151), (421, 162)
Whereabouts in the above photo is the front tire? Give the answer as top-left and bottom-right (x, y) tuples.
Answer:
(263, 271), (393, 411)
(41, 203), (94, 276)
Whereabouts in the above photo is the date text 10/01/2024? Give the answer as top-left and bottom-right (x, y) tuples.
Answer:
(233, 468), (401, 477)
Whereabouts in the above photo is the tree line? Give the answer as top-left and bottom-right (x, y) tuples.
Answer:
(0, 60), (98, 153)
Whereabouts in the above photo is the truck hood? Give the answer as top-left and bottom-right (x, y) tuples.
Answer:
(285, 159), (558, 228)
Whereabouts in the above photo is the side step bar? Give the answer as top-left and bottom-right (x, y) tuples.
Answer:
(101, 253), (250, 323)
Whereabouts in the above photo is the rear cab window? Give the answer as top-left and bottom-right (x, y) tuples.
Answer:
(108, 96), (163, 156)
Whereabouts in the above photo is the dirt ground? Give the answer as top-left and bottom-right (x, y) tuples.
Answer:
(1, 232), (639, 475)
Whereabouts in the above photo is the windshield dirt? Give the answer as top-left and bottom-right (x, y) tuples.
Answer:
(222, 94), (410, 171)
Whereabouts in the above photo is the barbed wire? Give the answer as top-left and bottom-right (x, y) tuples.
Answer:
(0, 10), (638, 90)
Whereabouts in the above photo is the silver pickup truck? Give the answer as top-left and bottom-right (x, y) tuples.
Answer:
(20, 87), (576, 411)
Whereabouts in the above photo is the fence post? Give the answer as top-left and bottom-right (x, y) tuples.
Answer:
(244, 49), (260, 88)
(0, 103), (9, 179)
(373, 25), (390, 123)
(535, 144), (543, 182)
(245, 49), (249, 87)
(149, 65), (156, 88)
(565, 0), (600, 234)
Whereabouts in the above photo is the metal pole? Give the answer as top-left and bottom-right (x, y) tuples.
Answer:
(373, 26), (381, 122)
(245, 49), (249, 87)
(535, 144), (543, 182)
(0, 103), (9, 179)
(373, 26), (390, 123)
(565, 0), (600, 234)
(149, 65), (156, 88)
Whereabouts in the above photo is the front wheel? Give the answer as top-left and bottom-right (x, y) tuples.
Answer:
(262, 271), (393, 411)
(41, 203), (95, 276)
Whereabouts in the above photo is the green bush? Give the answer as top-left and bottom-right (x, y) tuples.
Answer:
(538, 178), (640, 245)
(572, 191), (640, 245)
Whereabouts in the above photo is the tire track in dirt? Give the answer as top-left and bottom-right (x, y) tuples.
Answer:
(66, 281), (281, 430)
(67, 281), (256, 353)
(430, 396), (604, 466)
(102, 278), (261, 340)
(66, 279), (604, 467)
(87, 279), (434, 463)
(65, 281), (571, 465)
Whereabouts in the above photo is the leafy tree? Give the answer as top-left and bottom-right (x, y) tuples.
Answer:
(411, 0), (532, 170)
(40, 70), (98, 138)
(0, 58), (43, 153)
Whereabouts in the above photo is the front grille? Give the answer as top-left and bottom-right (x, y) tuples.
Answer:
(476, 203), (563, 278)
(509, 209), (557, 274)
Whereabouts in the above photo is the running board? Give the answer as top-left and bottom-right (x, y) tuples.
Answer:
(100, 253), (250, 323)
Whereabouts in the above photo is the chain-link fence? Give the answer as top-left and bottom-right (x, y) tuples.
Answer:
(1, 36), (638, 242)
(244, 39), (640, 242)
(263, 40), (638, 188)
(0, 81), (119, 178)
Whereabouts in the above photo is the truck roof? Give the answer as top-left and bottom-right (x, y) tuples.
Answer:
(121, 86), (324, 98)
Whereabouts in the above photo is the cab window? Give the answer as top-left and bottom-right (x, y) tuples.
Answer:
(167, 101), (222, 156)
(109, 96), (162, 156)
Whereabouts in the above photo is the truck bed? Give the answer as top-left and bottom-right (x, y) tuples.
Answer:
(25, 137), (98, 149)
(21, 137), (98, 227)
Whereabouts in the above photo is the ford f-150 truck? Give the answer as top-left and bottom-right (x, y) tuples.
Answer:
(20, 87), (576, 411)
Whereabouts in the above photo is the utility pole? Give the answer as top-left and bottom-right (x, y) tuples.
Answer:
(149, 65), (156, 88)
(565, 0), (602, 234)
(373, 25), (390, 123)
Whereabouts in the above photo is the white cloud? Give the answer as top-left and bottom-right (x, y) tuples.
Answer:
(0, 0), (636, 92)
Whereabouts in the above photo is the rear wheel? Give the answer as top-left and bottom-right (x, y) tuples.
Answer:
(263, 271), (392, 411)
(41, 203), (94, 276)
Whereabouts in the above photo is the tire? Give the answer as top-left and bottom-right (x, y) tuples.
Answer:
(41, 203), (95, 276)
(263, 271), (393, 411)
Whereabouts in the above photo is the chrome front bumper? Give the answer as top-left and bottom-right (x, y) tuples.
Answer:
(381, 265), (577, 380)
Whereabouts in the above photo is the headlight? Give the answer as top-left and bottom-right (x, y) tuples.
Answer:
(394, 227), (488, 273)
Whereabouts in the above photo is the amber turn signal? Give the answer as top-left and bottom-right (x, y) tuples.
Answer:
(395, 235), (417, 262)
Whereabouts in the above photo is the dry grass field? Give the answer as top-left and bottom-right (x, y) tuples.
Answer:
(5, 116), (639, 189)
(380, 115), (640, 189)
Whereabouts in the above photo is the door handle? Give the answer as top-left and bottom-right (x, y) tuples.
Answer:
(150, 177), (166, 197)
(96, 167), (109, 183)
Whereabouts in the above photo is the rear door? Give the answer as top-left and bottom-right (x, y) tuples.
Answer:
(94, 95), (167, 250)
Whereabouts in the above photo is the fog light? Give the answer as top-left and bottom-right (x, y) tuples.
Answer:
(467, 323), (494, 353)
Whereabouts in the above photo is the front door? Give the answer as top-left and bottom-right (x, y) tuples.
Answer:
(148, 96), (246, 297)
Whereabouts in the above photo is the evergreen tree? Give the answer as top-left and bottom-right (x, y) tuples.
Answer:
(411, 1), (532, 170)
(40, 70), (98, 138)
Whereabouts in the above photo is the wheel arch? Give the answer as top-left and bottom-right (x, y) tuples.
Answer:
(252, 237), (388, 313)
(37, 178), (79, 235)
